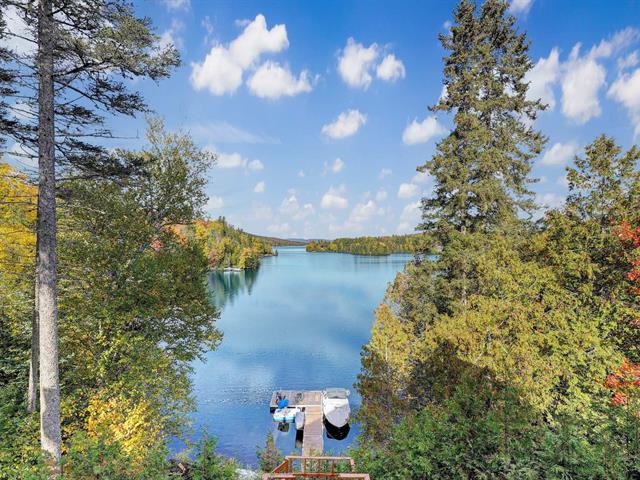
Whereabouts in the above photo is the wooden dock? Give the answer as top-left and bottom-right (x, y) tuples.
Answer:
(270, 390), (324, 455)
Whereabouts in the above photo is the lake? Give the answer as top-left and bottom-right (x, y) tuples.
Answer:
(189, 246), (412, 466)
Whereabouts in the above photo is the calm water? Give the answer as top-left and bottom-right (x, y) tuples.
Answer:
(189, 246), (411, 466)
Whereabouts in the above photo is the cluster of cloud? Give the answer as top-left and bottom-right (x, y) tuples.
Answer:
(540, 141), (580, 166)
(397, 170), (431, 199)
(402, 114), (446, 145)
(526, 27), (640, 130)
(254, 181), (265, 193)
(397, 201), (421, 234)
(323, 158), (345, 174)
(508, 0), (534, 15)
(338, 38), (406, 89)
(163, 0), (190, 11)
(321, 185), (348, 209)
(214, 151), (264, 171)
(190, 14), (314, 99)
(321, 110), (367, 139)
(280, 192), (315, 220)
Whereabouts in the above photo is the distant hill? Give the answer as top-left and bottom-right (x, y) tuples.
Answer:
(251, 234), (306, 246)
(306, 234), (422, 256)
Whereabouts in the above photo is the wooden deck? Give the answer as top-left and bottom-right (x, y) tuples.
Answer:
(270, 390), (324, 455)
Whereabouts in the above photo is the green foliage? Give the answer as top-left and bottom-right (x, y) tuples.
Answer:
(0, 123), (223, 474)
(56, 121), (221, 442)
(306, 234), (423, 255)
(63, 432), (171, 480)
(190, 436), (239, 480)
(0, 388), (47, 480)
(179, 217), (274, 270)
(355, 2), (640, 479)
(256, 432), (283, 473)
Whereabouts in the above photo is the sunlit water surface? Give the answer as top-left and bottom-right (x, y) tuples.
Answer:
(185, 246), (411, 466)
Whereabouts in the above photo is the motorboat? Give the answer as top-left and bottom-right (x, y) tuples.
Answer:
(322, 388), (350, 428)
(273, 407), (299, 423)
(295, 410), (305, 430)
(324, 418), (350, 440)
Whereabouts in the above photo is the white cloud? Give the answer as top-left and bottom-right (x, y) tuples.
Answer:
(508, 0), (533, 15)
(608, 67), (640, 136)
(411, 170), (432, 185)
(375, 189), (388, 202)
(526, 28), (640, 124)
(214, 151), (264, 171)
(159, 19), (184, 50)
(201, 16), (214, 45)
(298, 170), (305, 178)
(324, 158), (345, 174)
(321, 186), (348, 209)
(402, 115), (446, 145)
(217, 152), (247, 168)
(589, 27), (640, 59)
(525, 48), (560, 109)
(338, 38), (379, 89)
(536, 192), (566, 210)
(540, 141), (579, 165)
(190, 14), (289, 95)
(618, 51), (639, 70)
(248, 159), (264, 171)
(252, 204), (273, 220)
(188, 121), (279, 144)
(397, 201), (421, 233)
(376, 54), (406, 82)
(254, 181), (265, 193)
(556, 174), (570, 188)
(349, 200), (384, 223)
(163, 0), (190, 11)
(337, 38), (405, 89)
(398, 182), (420, 199)
(321, 110), (367, 139)
(267, 222), (291, 234)
(379, 168), (392, 179)
(280, 194), (315, 220)
(247, 61), (313, 99)
(561, 45), (607, 124)
(206, 195), (224, 210)
(1, 6), (34, 56)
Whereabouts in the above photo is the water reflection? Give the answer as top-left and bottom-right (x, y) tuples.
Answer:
(206, 268), (259, 309)
(190, 247), (411, 465)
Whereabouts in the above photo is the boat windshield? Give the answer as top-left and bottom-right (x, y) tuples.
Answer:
(324, 388), (349, 399)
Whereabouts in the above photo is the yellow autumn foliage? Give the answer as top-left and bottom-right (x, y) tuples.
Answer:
(85, 392), (163, 463)
(0, 162), (36, 274)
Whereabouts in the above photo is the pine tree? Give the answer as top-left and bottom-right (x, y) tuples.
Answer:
(0, 0), (179, 468)
(422, 0), (546, 239)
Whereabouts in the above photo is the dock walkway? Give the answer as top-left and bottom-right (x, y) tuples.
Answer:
(270, 390), (324, 455)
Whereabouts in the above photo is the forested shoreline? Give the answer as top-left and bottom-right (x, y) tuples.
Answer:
(176, 218), (275, 271)
(351, 1), (640, 478)
(306, 234), (422, 256)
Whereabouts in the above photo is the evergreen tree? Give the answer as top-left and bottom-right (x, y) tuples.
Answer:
(0, 0), (179, 466)
(423, 0), (546, 239)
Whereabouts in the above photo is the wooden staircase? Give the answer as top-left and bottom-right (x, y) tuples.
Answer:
(262, 455), (370, 479)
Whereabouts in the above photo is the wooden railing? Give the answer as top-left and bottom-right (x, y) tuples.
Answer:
(262, 456), (370, 480)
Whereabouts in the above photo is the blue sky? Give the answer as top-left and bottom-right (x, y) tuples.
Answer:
(7, 0), (640, 238)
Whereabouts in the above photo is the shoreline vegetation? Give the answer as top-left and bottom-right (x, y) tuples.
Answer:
(306, 234), (422, 256)
(175, 217), (276, 271)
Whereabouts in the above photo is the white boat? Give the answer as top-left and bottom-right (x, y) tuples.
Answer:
(322, 388), (350, 428)
(295, 410), (305, 430)
(273, 407), (299, 423)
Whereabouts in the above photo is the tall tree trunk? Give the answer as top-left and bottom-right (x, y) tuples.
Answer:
(27, 247), (39, 413)
(37, 0), (61, 468)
